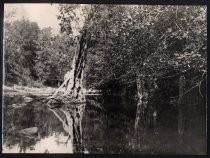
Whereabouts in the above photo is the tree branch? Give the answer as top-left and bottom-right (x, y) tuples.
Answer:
(170, 76), (206, 99)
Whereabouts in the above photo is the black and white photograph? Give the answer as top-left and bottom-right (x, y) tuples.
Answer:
(2, 3), (207, 154)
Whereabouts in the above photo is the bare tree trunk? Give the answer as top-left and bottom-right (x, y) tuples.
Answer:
(135, 74), (146, 131)
(178, 75), (186, 146)
(134, 73), (148, 150)
(134, 73), (158, 150)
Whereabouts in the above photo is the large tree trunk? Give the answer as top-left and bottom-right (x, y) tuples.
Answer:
(64, 29), (89, 102)
(47, 29), (89, 153)
(68, 30), (89, 152)
(51, 29), (89, 101)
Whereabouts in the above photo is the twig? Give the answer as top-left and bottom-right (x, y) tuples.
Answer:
(48, 78), (68, 99)
(174, 21), (182, 31)
(198, 71), (206, 98)
(183, 84), (199, 96)
(48, 108), (65, 124)
(176, 6), (178, 19)
(170, 76), (206, 99)
(198, 81), (203, 98)
(48, 108), (70, 134)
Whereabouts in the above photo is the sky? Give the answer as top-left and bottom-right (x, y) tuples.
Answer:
(4, 3), (62, 35)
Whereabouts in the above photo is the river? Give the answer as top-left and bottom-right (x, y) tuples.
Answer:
(2, 94), (136, 153)
(2, 94), (206, 154)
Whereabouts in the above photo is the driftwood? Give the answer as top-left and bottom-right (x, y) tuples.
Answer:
(49, 77), (70, 99)
(17, 127), (38, 136)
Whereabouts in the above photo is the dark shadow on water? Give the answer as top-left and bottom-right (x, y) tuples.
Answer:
(82, 95), (206, 154)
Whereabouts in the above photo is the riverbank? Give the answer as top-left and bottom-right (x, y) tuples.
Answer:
(3, 85), (103, 97)
(3, 85), (58, 97)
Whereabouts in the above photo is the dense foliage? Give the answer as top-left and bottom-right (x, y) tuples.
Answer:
(58, 5), (206, 94)
(4, 18), (75, 86)
(4, 5), (206, 92)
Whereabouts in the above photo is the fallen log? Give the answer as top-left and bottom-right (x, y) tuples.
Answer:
(17, 127), (38, 136)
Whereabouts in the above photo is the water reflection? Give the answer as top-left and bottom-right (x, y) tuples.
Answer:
(82, 95), (136, 154)
(3, 94), (206, 154)
(3, 94), (136, 154)
(2, 96), (73, 153)
(3, 132), (73, 153)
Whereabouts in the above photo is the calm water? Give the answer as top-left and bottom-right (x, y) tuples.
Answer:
(2, 94), (206, 154)
(2, 95), (136, 154)
(82, 95), (136, 154)
(2, 95), (73, 153)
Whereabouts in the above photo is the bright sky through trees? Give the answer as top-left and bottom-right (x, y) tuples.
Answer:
(4, 3), (60, 35)
(4, 3), (86, 35)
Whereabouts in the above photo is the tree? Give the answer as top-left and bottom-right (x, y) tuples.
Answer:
(47, 4), (93, 152)
(4, 18), (40, 85)
(48, 4), (206, 152)
(35, 27), (75, 85)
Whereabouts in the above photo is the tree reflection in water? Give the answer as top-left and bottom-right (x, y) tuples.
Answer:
(3, 97), (73, 153)
(3, 94), (206, 154)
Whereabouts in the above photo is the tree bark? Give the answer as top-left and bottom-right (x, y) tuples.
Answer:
(64, 29), (89, 102)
